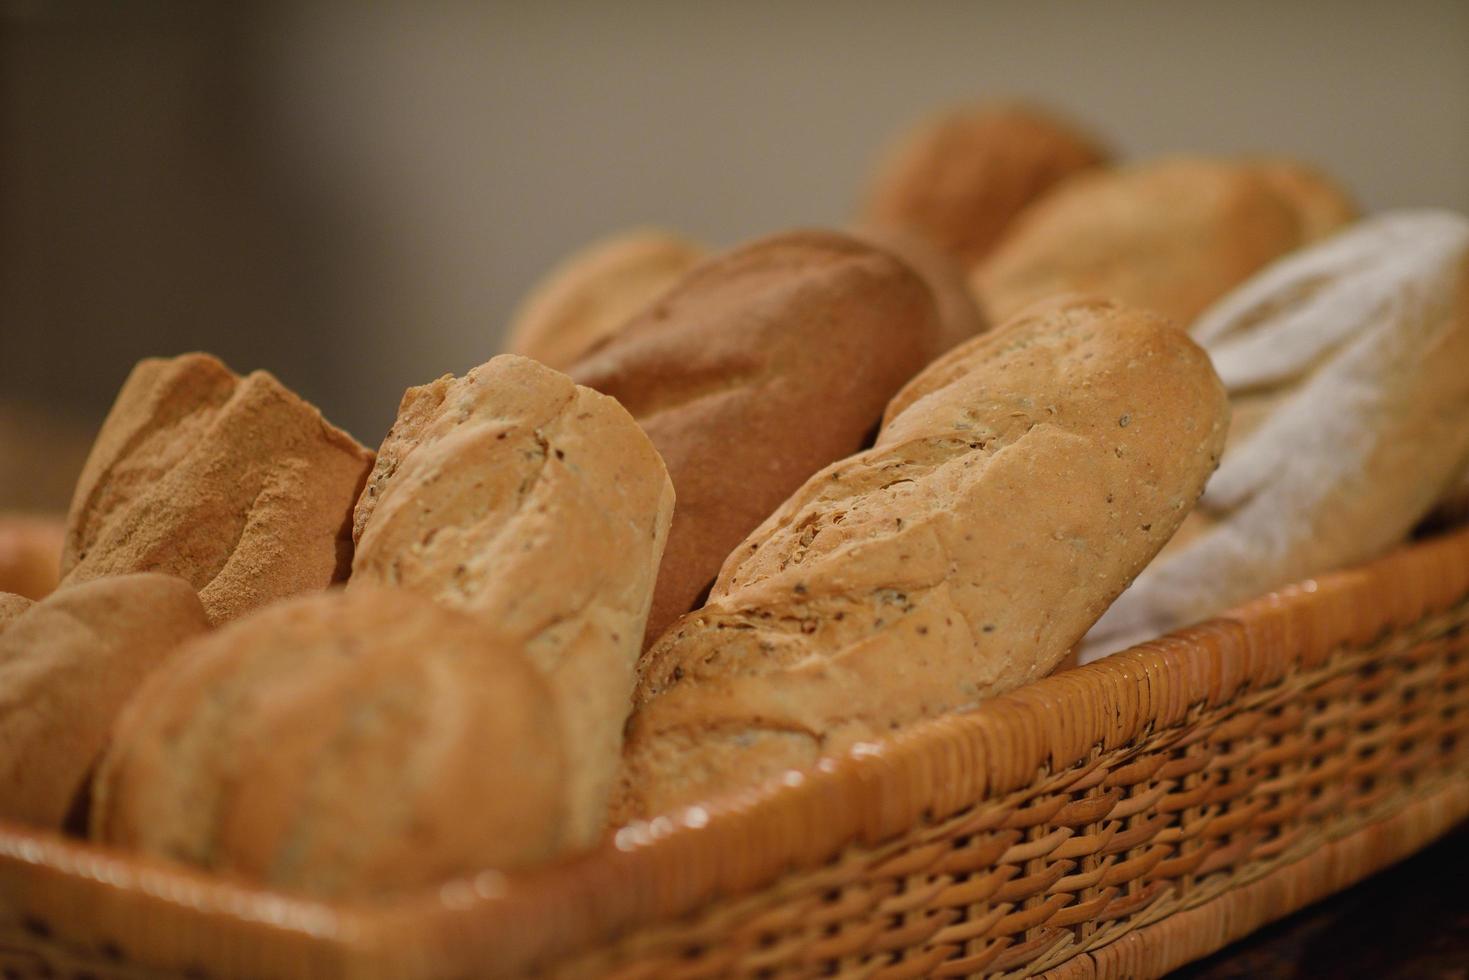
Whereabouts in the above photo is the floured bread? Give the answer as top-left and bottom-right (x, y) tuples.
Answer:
(863, 102), (1109, 265)
(0, 593), (34, 633)
(0, 574), (209, 828)
(1085, 210), (1469, 659)
(505, 228), (705, 369)
(617, 296), (1228, 819)
(973, 157), (1353, 328)
(351, 354), (673, 845)
(570, 230), (943, 645)
(60, 353), (374, 624)
(91, 587), (565, 898)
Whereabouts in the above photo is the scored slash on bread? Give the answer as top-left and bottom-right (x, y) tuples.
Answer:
(1086, 210), (1469, 659)
(570, 230), (946, 647)
(616, 295), (1229, 822)
(59, 353), (375, 625)
(350, 354), (674, 847)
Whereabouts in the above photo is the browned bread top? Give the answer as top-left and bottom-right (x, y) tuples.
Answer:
(60, 353), (374, 624)
(618, 296), (1228, 819)
(92, 587), (567, 899)
(571, 229), (943, 645)
(0, 573), (209, 829)
(863, 102), (1109, 265)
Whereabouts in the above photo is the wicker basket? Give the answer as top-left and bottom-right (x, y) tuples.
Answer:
(3, 527), (1467, 979)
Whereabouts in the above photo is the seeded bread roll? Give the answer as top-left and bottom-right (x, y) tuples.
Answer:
(973, 157), (1352, 328)
(92, 588), (565, 899)
(0, 513), (63, 599)
(617, 296), (1228, 820)
(863, 102), (1109, 265)
(570, 230), (943, 645)
(855, 225), (989, 354)
(0, 593), (34, 633)
(60, 354), (375, 625)
(0, 574), (209, 829)
(1085, 211), (1469, 659)
(351, 354), (673, 845)
(505, 228), (706, 370)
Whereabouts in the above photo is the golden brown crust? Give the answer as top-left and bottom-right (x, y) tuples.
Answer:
(351, 354), (673, 845)
(617, 296), (1228, 820)
(0, 573), (209, 829)
(91, 587), (565, 899)
(854, 224), (989, 355)
(60, 353), (375, 625)
(863, 102), (1109, 265)
(0, 513), (64, 600)
(972, 157), (1310, 328)
(570, 230), (943, 645)
(505, 228), (705, 369)
(1247, 158), (1358, 243)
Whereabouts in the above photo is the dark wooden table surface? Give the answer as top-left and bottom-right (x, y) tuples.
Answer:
(1169, 822), (1469, 978)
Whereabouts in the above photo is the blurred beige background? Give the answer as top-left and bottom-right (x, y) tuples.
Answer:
(3, 0), (1468, 509)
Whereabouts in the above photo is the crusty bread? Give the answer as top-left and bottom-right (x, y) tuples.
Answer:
(60, 354), (375, 625)
(351, 354), (673, 845)
(0, 574), (209, 828)
(0, 513), (64, 600)
(855, 225), (989, 355)
(863, 102), (1109, 265)
(91, 587), (565, 899)
(973, 157), (1351, 329)
(1248, 159), (1358, 242)
(1085, 211), (1469, 660)
(505, 228), (706, 369)
(617, 296), (1228, 820)
(570, 230), (943, 645)
(0, 593), (33, 632)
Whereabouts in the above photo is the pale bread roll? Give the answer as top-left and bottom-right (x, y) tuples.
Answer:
(1085, 210), (1469, 660)
(61, 353), (374, 624)
(351, 354), (673, 845)
(92, 588), (565, 898)
(0, 574), (209, 828)
(617, 296), (1228, 820)
(973, 157), (1352, 329)
(863, 102), (1109, 265)
(505, 228), (705, 369)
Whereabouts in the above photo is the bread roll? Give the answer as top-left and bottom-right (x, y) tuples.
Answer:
(0, 593), (34, 632)
(973, 157), (1352, 328)
(617, 296), (1228, 819)
(92, 588), (565, 898)
(0, 513), (63, 599)
(855, 225), (989, 354)
(351, 354), (673, 845)
(61, 353), (375, 624)
(863, 102), (1109, 265)
(505, 228), (705, 369)
(570, 230), (943, 645)
(1085, 210), (1469, 659)
(1248, 159), (1358, 242)
(0, 574), (209, 828)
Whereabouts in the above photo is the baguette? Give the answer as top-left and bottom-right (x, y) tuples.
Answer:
(617, 296), (1228, 819)
(60, 354), (374, 624)
(1085, 210), (1469, 659)
(351, 354), (673, 845)
(570, 230), (943, 645)
(92, 588), (566, 898)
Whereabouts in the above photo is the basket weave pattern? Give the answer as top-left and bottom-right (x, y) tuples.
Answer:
(1, 529), (1467, 979)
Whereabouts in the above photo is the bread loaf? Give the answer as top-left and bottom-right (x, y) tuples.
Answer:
(0, 593), (33, 632)
(60, 354), (375, 624)
(973, 157), (1353, 328)
(617, 296), (1228, 819)
(1085, 210), (1469, 659)
(855, 225), (989, 354)
(505, 228), (705, 369)
(1249, 159), (1358, 242)
(0, 574), (209, 828)
(0, 513), (63, 599)
(863, 103), (1109, 265)
(92, 588), (566, 898)
(351, 354), (673, 845)
(570, 230), (943, 645)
